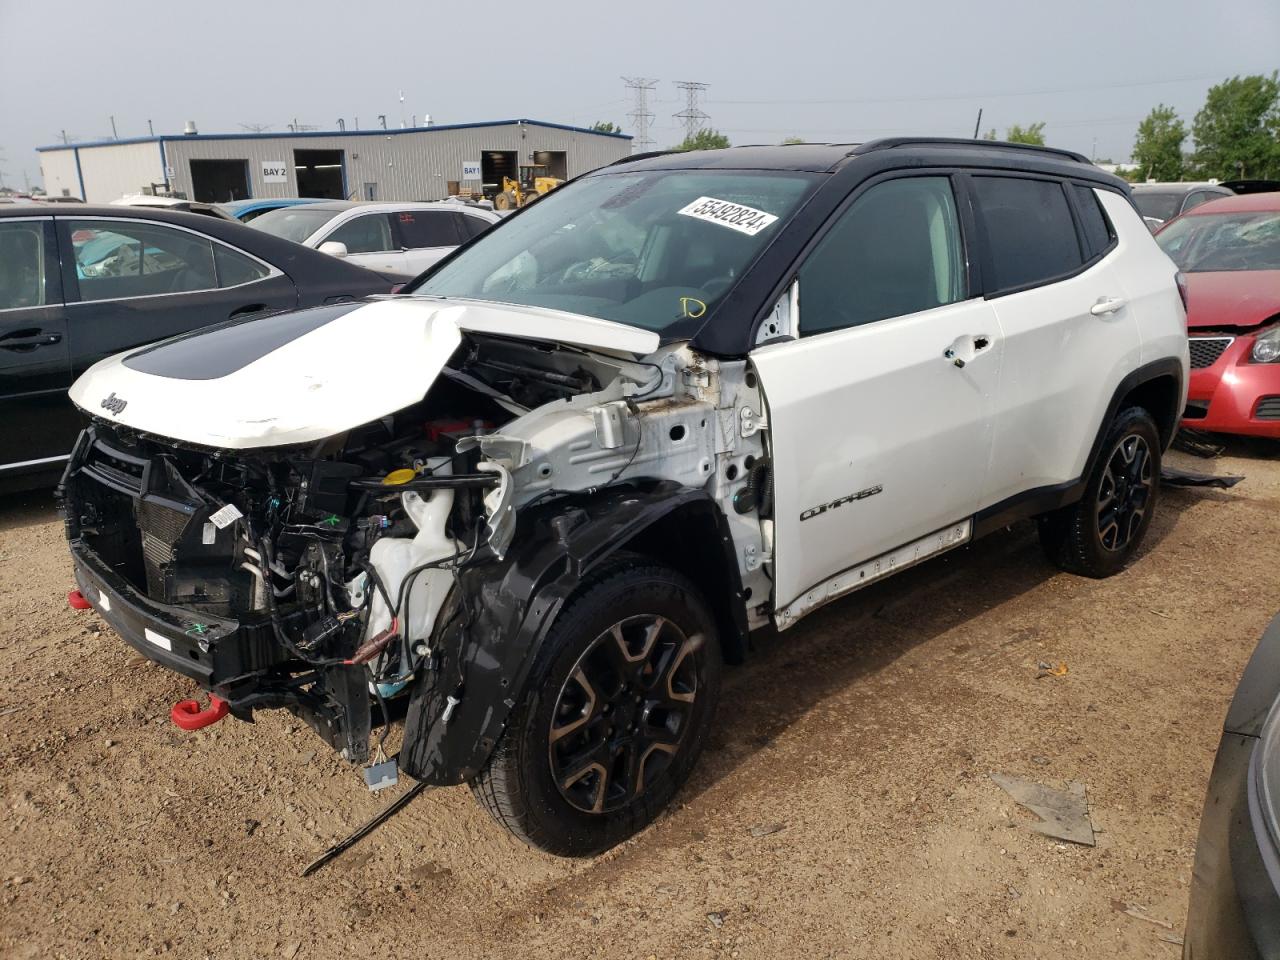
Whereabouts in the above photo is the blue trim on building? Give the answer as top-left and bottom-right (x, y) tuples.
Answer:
(73, 147), (86, 200)
(36, 119), (632, 153)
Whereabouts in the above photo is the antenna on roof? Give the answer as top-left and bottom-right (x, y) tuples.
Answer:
(239, 123), (272, 134)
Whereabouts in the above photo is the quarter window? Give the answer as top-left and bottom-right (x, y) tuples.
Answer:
(326, 214), (393, 254)
(214, 244), (271, 287)
(454, 213), (491, 241)
(798, 176), (966, 335)
(68, 220), (217, 302)
(972, 177), (1083, 293)
(397, 211), (459, 248)
(1072, 184), (1114, 260)
(0, 222), (47, 310)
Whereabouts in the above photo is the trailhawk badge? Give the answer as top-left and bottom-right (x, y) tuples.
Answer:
(100, 392), (128, 416)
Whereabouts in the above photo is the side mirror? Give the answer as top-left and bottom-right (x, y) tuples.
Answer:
(318, 240), (348, 258)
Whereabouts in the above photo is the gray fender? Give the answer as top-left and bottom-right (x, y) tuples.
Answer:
(399, 481), (748, 784)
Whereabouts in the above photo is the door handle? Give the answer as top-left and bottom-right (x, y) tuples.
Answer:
(0, 331), (62, 350)
(228, 303), (268, 320)
(943, 334), (993, 369)
(1090, 296), (1127, 316)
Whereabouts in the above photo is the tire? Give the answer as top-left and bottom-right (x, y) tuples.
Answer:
(470, 559), (721, 856)
(1038, 405), (1162, 578)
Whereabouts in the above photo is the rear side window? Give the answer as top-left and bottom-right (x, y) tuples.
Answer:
(397, 211), (459, 248)
(1072, 185), (1115, 260)
(67, 220), (216, 302)
(0, 221), (48, 310)
(454, 213), (491, 240)
(326, 214), (393, 254)
(213, 244), (270, 287)
(972, 177), (1083, 293)
(799, 176), (967, 335)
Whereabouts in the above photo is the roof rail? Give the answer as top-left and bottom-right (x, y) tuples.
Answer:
(606, 150), (675, 167)
(855, 137), (1092, 165)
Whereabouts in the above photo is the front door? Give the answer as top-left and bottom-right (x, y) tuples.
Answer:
(323, 213), (409, 276)
(750, 175), (1002, 619)
(0, 217), (76, 472)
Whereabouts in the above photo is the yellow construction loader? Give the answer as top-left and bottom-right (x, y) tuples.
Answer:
(493, 164), (563, 210)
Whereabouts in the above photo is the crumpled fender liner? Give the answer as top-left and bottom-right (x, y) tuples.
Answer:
(400, 480), (747, 785)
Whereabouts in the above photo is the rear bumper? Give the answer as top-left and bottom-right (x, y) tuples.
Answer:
(1181, 333), (1280, 438)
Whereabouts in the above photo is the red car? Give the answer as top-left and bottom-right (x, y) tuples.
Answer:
(1156, 192), (1280, 438)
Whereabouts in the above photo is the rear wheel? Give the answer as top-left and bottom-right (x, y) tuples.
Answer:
(471, 561), (721, 856)
(1038, 406), (1161, 578)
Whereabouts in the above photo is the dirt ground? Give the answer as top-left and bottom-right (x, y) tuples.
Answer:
(2, 439), (1278, 960)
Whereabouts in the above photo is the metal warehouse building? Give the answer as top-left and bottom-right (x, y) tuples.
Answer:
(38, 119), (632, 203)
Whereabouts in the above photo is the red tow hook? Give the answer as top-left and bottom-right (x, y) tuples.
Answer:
(171, 695), (230, 731)
(68, 589), (91, 610)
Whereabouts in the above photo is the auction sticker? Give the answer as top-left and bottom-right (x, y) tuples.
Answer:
(677, 196), (778, 237)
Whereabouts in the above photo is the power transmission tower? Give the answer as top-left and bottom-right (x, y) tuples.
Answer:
(673, 80), (709, 143)
(622, 77), (658, 153)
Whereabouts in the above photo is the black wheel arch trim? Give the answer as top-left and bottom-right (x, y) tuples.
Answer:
(399, 481), (747, 786)
(973, 356), (1183, 538)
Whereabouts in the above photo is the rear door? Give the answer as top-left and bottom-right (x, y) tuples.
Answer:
(394, 209), (461, 273)
(57, 216), (298, 382)
(968, 175), (1141, 507)
(751, 174), (1002, 619)
(0, 216), (77, 471)
(322, 213), (407, 275)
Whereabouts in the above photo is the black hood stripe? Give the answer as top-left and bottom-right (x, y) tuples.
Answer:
(121, 301), (366, 381)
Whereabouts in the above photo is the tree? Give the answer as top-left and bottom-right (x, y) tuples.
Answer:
(1005, 122), (1046, 145)
(1190, 73), (1280, 180)
(591, 121), (622, 134)
(781, 136), (805, 145)
(980, 124), (1045, 144)
(675, 129), (731, 151)
(1130, 105), (1186, 181)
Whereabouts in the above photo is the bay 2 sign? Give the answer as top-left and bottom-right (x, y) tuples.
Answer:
(262, 161), (289, 184)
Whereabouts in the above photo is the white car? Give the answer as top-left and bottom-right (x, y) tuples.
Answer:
(61, 138), (1188, 859)
(248, 200), (499, 278)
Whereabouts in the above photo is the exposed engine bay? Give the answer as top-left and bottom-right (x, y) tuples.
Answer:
(62, 330), (773, 774)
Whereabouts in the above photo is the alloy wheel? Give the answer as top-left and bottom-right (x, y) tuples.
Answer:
(548, 614), (702, 814)
(1096, 433), (1153, 552)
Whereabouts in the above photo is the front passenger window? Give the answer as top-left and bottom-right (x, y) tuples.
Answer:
(325, 215), (393, 254)
(798, 177), (966, 335)
(0, 222), (47, 310)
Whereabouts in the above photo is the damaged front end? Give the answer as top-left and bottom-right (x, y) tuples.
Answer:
(62, 311), (770, 784)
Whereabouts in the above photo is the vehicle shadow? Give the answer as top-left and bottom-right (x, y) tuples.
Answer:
(0, 486), (61, 535)
(670, 478), (1212, 812)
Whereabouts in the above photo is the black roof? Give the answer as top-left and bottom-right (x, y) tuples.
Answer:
(603, 137), (1124, 189)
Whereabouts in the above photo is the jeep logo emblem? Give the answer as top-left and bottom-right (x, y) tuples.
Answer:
(100, 392), (128, 416)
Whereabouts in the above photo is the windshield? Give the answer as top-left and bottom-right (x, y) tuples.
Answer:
(1157, 211), (1280, 272)
(249, 206), (336, 243)
(1133, 191), (1183, 222)
(407, 169), (819, 332)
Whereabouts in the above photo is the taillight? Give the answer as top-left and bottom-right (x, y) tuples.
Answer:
(1175, 272), (1189, 314)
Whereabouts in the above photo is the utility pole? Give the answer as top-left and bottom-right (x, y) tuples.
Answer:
(972, 108), (983, 139)
(673, 80), (710, 144)
(622, 77), (658, 153)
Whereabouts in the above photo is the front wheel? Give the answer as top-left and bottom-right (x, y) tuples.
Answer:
(1038, 405), (1162, 578)
(470, 561), (721, 856)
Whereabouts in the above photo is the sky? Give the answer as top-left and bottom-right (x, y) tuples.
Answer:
(1, 0), (1277, 190)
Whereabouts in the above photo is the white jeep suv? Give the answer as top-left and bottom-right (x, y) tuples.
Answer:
(60, 139), (1188, 857)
